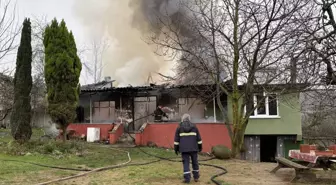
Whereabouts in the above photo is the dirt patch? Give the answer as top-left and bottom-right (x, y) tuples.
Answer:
(1, 169), (74, 185)
(51, 159), (336, 185)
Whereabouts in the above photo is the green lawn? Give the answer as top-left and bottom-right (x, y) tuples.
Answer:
(0, 129), (334, 185)
(0, 129), (179, 184)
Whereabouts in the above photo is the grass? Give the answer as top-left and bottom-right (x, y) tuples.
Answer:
(1, 129), (335, 185)
(0, 129), (179, 184)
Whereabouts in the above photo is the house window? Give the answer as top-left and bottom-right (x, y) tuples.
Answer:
(248, 92), (279, 118)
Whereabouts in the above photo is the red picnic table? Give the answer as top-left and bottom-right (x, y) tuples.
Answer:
(289, 149), (336, 170)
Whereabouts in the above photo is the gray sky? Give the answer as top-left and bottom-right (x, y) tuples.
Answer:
(17, 0), (85, 44)
(2, 0), (175, 86)
(4, 0), (88, 84)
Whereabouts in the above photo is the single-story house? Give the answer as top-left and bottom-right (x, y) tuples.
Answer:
(74, 81), (307, 162)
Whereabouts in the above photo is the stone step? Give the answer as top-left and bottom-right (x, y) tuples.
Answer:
(117, 133), (135, 144)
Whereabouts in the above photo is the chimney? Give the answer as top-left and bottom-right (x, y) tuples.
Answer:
(104, 76), (111, 82)
(103, 76), (113, 88)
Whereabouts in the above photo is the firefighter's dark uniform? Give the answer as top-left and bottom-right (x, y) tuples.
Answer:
(174, 121), (202, 183)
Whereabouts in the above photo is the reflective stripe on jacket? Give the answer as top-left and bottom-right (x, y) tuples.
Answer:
(174, 122), (202, 153)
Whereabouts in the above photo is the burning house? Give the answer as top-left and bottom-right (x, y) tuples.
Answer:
(77, 81), (228, 132)
(72, 79), (307, 162)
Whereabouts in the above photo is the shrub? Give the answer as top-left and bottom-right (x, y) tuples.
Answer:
(4, 140), (85, 156)
(211, 145), (231, 160)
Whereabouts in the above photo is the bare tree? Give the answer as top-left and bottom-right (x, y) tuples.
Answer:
(82, 37), (109, 84)
(0, 0), (20, 62)
(0, 0), (20, 125)
(0, 72), (13, 127)
(27, 16), (49, 127)
(31, 15), (48, 77)
(288, 0), (336, 85)
(301, 85), (336, 148)
(137, 0), (317, 157)
(297, 1), (336, 146)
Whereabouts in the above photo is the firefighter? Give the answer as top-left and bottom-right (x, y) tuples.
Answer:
(174, 114), (202, 183)
(153, 106), (168, 122)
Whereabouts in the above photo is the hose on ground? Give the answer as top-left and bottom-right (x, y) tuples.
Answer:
(125, 112), (229, 185)
(1, 144), (226, 184)
(0, 158), (92, 171)
(36, 148), (132, 185)
(134, 145), (228, 185)
(2, 111), (227, 184)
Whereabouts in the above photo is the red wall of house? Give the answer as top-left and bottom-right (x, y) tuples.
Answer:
(68, 124), (114, 140)
(136, 123), (232, 153)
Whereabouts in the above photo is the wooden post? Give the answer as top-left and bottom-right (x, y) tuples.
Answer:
(120, 96), (123, 124)
(90, 95), (92, 124)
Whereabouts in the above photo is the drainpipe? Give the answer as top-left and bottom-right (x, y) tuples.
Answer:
(213, 97), (217, 122)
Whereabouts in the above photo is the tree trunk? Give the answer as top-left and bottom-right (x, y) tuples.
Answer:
(231, 95), (241, 158)
(230, 0), (241, 158)
(231, 126), (245, 158)
(62, 126), (67, 142)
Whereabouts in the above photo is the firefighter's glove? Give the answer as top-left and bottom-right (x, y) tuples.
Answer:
(198, 144), (203, 152)
(174, 145), (179, 155)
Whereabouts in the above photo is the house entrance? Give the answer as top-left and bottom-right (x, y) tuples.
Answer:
(134, 96), (156, 131)
(260, 135), (277, 163)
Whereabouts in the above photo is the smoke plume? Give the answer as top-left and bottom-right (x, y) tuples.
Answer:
(129, 0), (211, 85)
(73, 0), (194, 86)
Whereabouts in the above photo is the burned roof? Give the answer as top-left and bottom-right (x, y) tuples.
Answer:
(80, 81), (309, 94)
(81, 80), (115, 91)
(80, 85), (161, 93)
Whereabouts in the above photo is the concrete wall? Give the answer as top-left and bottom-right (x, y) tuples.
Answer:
(135, 123), (231, 153)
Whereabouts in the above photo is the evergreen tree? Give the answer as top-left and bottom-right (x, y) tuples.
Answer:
(10, 18), (33, 142)
(43, 19), (82, 141)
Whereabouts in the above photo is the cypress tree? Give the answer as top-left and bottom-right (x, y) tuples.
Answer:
(43, 19), (82, 141)
(10, 18), (33, 142)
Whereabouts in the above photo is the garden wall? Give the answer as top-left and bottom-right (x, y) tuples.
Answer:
(135, 123), (231, 153)
(68, 123), (114, 141)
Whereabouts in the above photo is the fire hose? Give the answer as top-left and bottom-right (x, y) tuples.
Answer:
(1, 147), (227, 185)
(132, 146), (228, 185)
(0, 159), (92, 171)
(125, 112), (228, 185)
(1, 112), (228, 185)
(1, 146), (227, 185)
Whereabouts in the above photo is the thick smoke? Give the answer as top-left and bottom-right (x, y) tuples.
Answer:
(130, 0), (215, 85)
(73, 0), (187, 86)
(130, 0), (187, 33)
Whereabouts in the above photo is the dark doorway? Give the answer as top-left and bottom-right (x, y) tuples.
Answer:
(260, 135), (277, 163)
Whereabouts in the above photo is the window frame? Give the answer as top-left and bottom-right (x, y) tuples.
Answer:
(247, 92), (280, 119)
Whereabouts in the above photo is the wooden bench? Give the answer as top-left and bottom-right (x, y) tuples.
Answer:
(271, 157), (315, 182)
